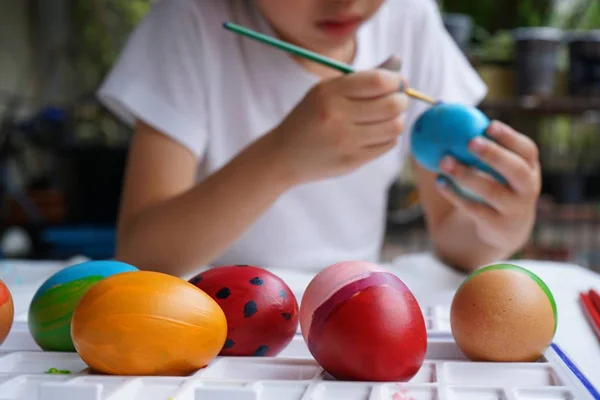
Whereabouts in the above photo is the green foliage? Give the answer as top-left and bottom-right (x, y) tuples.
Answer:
(516, 0), (553, 27)
(70, 0), (152, 93)
(571, 0), (600, 29)
(444, 0), (600, 64)
(476, 30), (515, 63)
(441, 0), (600, 32)
(538, 114), (600, 173)
(548, 0), (600, 29)
(439, 0), (553, 32)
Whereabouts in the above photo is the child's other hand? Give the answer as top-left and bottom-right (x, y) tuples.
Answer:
(269, 69), (408, 184)
(437, 121), (542, 252)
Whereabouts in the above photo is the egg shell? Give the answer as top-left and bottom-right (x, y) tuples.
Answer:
(300, 261), (427, 382)
(450, 263), (557, 362)
(411, 103), (506, 185)
(189, 265), (298, 357)
(0, 279), (14, 345)
(28, 260), (138, 352)
(72, 270), (227, 376)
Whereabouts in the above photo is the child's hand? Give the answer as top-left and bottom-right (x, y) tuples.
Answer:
(437, 121), (542, 252)
(270, 69), (408, 184)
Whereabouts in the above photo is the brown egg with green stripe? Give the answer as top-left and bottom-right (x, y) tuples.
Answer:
(451, 263), (557, 362)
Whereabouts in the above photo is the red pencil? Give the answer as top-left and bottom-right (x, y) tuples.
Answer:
(580, 292), (600, 341)
(588, 289), (600, 314)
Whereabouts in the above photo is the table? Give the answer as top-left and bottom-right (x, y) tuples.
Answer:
(2, 253), (599, 390)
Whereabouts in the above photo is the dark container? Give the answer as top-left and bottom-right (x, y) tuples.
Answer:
(59, 146), (128, 224)
(567, 30), (600, 96)
(586, 172), (600, 200)
(513, 27), (563, 97)
(554, 173), (587, 204)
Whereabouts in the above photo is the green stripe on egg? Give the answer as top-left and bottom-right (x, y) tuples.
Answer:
(29, 276), (104, 351)
(461, 263), (558, 334)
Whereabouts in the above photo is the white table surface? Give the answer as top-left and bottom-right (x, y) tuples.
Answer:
(1, 253), (599, 390)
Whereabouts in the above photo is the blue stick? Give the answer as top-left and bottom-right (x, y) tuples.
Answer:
(550, 343), (600, 399)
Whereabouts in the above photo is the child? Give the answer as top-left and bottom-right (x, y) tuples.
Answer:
(98, 0), (541, 277)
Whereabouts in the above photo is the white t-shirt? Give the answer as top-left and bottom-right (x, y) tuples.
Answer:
(98, 0), (487, 270)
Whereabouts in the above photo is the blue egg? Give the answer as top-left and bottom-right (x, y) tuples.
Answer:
(411, 103), (506, 185)
(28, 260), (138, 351)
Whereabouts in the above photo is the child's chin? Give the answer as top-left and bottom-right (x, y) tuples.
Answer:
(316, 25), (358, 41)
(312, 32), (357, 52)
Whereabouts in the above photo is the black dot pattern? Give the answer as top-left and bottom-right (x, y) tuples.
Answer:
(253, 345), (269, 357)
(223, 339), (235, 349)
(249, 277), (263, 285)
(279, 289), (287, 298)
(216, 288), (231, 299)
(244, 300), (258, 318)
(189, 275), (202, 285)
(281, 312), (291, 320)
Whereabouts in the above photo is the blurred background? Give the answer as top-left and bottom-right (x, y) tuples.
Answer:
(0, 0), (599, 271)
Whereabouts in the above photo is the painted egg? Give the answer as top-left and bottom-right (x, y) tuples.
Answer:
(300, 261), (427, 382)
(72, 270), (227, 376)
(189, 265), (298, 357)
(411, 103), (506, 185)
(28, 260), (138, 351)
(450, 263), (557, 362)
(0, 279), (14, 345)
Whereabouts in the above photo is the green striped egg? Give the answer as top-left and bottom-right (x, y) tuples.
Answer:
(451, 263), (557, 362)
(462, 263), (557, 333)
(28, 260), (138, 352)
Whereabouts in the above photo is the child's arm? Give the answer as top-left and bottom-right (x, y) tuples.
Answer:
(115, 69), (408, 276)
(115, 120), (295, 277)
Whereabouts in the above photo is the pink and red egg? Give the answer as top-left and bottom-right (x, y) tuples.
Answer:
(189, 265), (298, 357)
(300, 261), (427, 382)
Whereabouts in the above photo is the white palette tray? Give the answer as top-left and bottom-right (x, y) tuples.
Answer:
(1, 318), (599, 400)
(1, 265), (599, 400)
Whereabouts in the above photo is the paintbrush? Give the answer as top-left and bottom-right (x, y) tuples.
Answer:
(223, 22), (439, 105)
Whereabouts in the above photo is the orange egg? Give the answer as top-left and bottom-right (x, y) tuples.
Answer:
(0, 279), (14, 345)
(71, 271), (227, 376)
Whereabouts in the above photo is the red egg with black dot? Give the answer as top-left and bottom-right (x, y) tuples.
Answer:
(0, 279), (14, 345)
(189, 265), (298, 357)
(300, 261), (427, 382)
